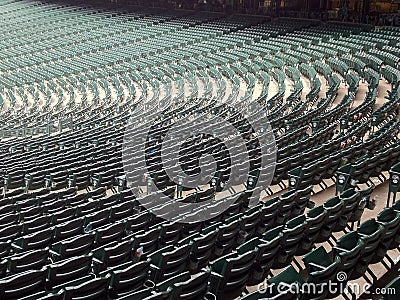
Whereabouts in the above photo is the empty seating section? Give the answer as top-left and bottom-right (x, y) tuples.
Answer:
(0, 0), (399, 299)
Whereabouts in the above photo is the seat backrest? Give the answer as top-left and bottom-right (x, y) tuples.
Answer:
(0, 268), (46, 299)
(303, 246), (331, 271)
(8, 248), (49, 274)
(156, 271), (191, 292)
(268, 265), (304, 298)
(63, 274), (111, 300)
(48, 255), (92, 288)
(172, 271), (210, 300)
(358, 219), (384, 251)
(110, 260), (150, 295)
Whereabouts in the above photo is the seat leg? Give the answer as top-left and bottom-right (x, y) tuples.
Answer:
(380, 258), (391, 271)
(292, 258), (302, 272)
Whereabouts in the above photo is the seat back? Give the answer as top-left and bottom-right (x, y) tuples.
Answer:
(63, 274), (111, 300)
(47, 255), (92, 288)
(0, 268), (46, 299)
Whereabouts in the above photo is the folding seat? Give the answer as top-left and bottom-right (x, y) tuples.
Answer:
(44, 198), (67, 215)
(105, 260), (151, 298)
(58, 187), (78, 199)
(209, 248), (256, 299)
(178, 230), (217, 271)
(7, 248), (49, 275)
(277, 192), (296, 224)
(303, 246), (342, 300)
(84, 207), (111, 229)
(349, 184), (374, 223)
(151, 201), (188, 223)
(297, 205), (327, 255)
(51, 207), (77, 225)
(92, 240), (133, 274)
(0, 268), (47, 299)
(127, 211), (154, 232)
(22, 215), (52, 235)
(4, 171), (25, 191)
(0, 203), (16, 215)
(259, 196), (280, 230)
(241, 206), (262, 238)
(120, 190), (136, 203)
(156, 270), (211, 300)
(76, 200), (100, 217)
(54, 218), (85, 243)
(110, 201), (136, 222)
(12, 193), (32, 203)
(273, 216), (308, 269)
(350, 219), (385, 280)
(264, 265), (304, 300)
(195, 188), (215, 202)
(87, 187), (107, 200)
(377, 208), (400, 252)
(157, 222), (184, 247)
(333, 231), (365, 280)
(25, 171), (46, 190)
(288, 165), (314, 191)
(149, 244), (191, 283)
(238, 229), (282, 286)
(293, 185), (313, 215)
(203, 197), (235, 224)
(181, 193), (197, 203)
(0, 222), (21, 242)
(351, 159), (370, 185)
(100, 194), (120, 208)
(16, 198), (40, 212)
(47, 255), (92, 290)
(12, 227), (54, 252)
(131, 227), (162, 257)
(393, 200), (400, 212)
(50, 233), (96, 261)
(91, 169), (117, 192)
(336, 188), (360, 231)
(46, 170), (70, 191)
(38, 192), (59, 205)
(69, 169), (91, 190)
(209, 215), (242, 255)
(62, 274), (111, 300)
(316, 196), (344, 240)
(95, 221), (126, 246)
(19, 206), (46, 222)
(63, 194), (87, 208)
